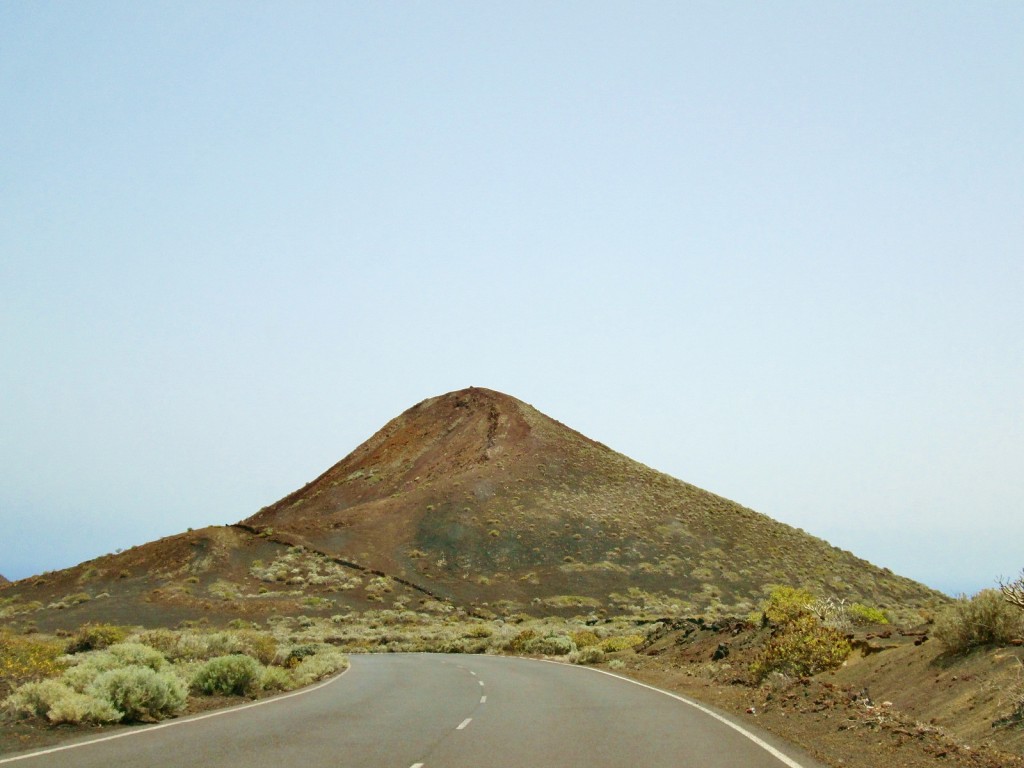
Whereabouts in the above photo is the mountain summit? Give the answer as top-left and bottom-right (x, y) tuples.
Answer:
(242, 387), (939, 616)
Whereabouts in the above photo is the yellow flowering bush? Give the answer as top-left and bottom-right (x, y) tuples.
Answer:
(0, 631), (67, 688)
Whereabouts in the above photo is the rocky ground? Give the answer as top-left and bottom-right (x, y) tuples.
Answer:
(621, 618), (1024, 768)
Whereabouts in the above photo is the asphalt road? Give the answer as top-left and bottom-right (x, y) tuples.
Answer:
(1, 654), (827, 768)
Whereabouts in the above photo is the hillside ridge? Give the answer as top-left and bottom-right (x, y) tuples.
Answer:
(0, 387), (945, 632)
(240, 387), (944, 617)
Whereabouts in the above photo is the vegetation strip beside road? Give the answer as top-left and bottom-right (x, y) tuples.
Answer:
(0, 666), (350, 765)
(3, 571), (1024, 765)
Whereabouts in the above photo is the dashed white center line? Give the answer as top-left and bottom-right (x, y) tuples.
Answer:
(480, 695), (487, 703)
(456, 718), (472, 730)
(470, 671), (477, 676)
(478, 680), (485, 686)
(409, 764), (424, 768)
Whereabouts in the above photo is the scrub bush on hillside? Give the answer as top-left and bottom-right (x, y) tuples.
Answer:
(65, 623), (129, 653)
(750, 614), (850, 680)
(848, 602), (890, 626)
(934, 589), (1024, 653)
(753, 586), (817, 626)
(750, 587), (851, 682)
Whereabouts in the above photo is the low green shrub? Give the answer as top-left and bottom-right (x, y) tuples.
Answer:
(570, 630), (600, 648)
(598, 635), (644, 653)
(302, 596), (334, 609)
(503, 628), (537, 654)
(66, 623), (129, 653)
(848, 603), (890, 626)
(290, 649), (349, 686)
(3, 680), (55, 719)
(258, 665), (295, 692)
(62, 643), (169, 692)
(4, 679), (122, 724)
(438, 638), (468, 653)
(192, 655), (262, 696)
(524, 634), (575, 656)
(87, 666), (187, 721)
(49, 592), (92, 609)
(130, 629), (180, 658)
(750, 614), (850, 681)
(218, 630), (277, 666)
(758, 586), (815, 626)
(277, 644), (320, 669)
(464, 624), (493, 639)
(208, 580), (240, 600)
(934, 590), (1024, 653)
(107, 643), (168, 671)
(47, 688), (122, 724)
(569, 647), (605, 665)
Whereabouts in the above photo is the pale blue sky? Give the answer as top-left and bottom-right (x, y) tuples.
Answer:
(2, 2), (1021, 595)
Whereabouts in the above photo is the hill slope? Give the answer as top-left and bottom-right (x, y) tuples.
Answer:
(242, 387), (941, 617)
(1, 387), (944, 632)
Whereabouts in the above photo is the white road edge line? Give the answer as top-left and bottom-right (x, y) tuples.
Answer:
(456, 718), (472, 730)
(0, 665), (352, 765)
(544, 660), (808, 768)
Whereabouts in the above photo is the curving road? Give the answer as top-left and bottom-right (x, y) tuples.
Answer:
(1, 654), (827, 768)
